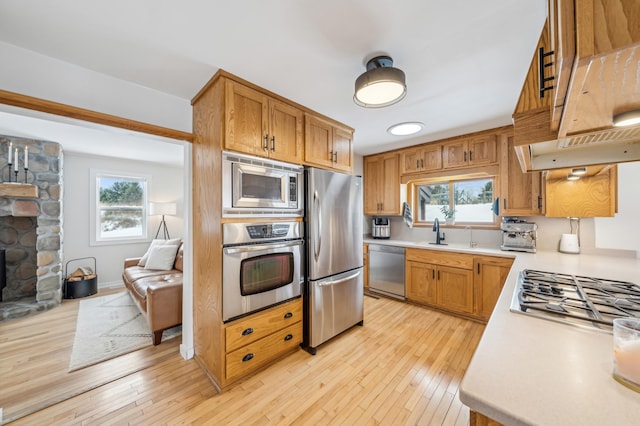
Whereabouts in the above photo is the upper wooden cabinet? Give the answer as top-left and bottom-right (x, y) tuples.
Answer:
(364, 153), (401, 216)
(442, 135), (498, 169)
(400, 144), (443, 174)
(304, 114), (353, 173)
(500, 133), (545, 216)
(225, 80), (303, 164)
(544, 165), (618, 217)
(513, 0), (640, 171)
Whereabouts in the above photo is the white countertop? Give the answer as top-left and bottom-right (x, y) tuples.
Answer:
(364, 238), (640, 425)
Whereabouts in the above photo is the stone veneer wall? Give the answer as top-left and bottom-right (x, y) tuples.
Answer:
(0, 135), (63, 321)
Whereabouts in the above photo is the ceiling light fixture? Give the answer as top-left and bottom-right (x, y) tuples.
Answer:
(613, 110), (640, 127)
(387, 122), (424, 136)
(354, 56), (406, 108)
(570, 167), (587, 176)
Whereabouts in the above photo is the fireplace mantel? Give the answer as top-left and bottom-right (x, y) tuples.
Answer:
(0, 183), (38, 198)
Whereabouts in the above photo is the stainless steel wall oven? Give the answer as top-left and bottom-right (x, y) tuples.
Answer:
(222, 221), (303, 322)
(222, 151), (304, 218)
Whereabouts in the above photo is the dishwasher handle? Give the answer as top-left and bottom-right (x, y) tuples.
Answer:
(368, 244), (405, 255)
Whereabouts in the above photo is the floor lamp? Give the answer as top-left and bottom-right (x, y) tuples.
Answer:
(149, 202), (177, 239)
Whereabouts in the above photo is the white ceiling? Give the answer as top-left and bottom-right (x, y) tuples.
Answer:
(0, 0), (546, 161)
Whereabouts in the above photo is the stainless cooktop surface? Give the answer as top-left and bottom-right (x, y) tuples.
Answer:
(510, 269), (640, 333)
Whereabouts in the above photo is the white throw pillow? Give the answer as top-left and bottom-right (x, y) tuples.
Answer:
(144, 245), (179, 270)
(138, 238), (181, 266)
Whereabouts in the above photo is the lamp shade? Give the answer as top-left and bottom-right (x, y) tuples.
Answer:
(354, 56), (406, 108)
(149, 202), (177, 216)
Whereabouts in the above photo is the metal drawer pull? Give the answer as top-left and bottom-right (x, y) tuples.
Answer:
(284, 312), (293, 319)
(271, 136), (276, 151)
(284, 334), (293, 341)
(242, 328), (254, 336)
(242, 353), (254, 362)
(263, 134), (269, 150)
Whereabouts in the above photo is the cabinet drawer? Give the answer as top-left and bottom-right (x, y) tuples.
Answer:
(225, 298), (302, 353)
(406, 248), (473, 270)
(226, 321), (302, 382)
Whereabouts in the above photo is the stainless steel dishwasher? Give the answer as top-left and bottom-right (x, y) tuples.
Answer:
(368, 244), (405, 299)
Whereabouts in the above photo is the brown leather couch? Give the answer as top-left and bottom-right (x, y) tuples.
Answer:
(122, 243), (183, 345)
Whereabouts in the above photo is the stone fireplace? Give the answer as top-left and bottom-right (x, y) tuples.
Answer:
(0, 135), (63, 321)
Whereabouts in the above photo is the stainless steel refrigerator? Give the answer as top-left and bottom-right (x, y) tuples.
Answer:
(303, 167), (364, 354)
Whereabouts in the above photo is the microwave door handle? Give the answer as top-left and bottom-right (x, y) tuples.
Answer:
(318, 270), (361, 287)
(224, 240), (303, 254)
(314, 190), (321, 262)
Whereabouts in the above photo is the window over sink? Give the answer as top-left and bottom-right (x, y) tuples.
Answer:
(411, 175), (497, 226)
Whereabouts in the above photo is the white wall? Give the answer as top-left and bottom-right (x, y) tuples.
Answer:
(63, 152), (185, 287)
(0, 42), (192, 132)
(595, 162), (640, 256)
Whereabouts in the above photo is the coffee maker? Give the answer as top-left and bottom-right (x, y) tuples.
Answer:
(500, 217), (537, 252)
(372, 217), (391, 239)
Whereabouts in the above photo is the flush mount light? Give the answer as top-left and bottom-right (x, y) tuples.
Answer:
(567, 173), (580, 181)
(387, 122), (424, 136)
(613, 110), (640, 127)
(570, 167), (587, 175)
(354, 55), (406, 108)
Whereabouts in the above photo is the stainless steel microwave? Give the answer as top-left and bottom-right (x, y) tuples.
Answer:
(222, 151), (304, 217)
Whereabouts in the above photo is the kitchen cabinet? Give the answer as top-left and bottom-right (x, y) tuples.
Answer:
(406, 248), (513, 321)
(399, 144), (442, 174)
(406, 249), (474, 317)
(473, 256), (514, 320)
(225, 80), (304, 164)
(304, 114), (353, 173)
(544, 165), (617, 217)
(364, 152), (402, 216)
(500, 133), (545, 216)
(442, 135), (498, 169)
(512, 0), (640, 171)
(224, 298), (302, 383)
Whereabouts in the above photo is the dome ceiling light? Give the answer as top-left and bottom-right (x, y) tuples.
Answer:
(354, 55), (406, 108)
(387, 122), (424, 136)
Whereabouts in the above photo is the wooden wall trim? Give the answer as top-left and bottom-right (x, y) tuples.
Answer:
(0, 89), (194, 142)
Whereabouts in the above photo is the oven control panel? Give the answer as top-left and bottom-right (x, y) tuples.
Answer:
(247, 224), (290, 239)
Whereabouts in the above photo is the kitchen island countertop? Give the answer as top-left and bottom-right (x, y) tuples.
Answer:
(364, 238), (640, 425)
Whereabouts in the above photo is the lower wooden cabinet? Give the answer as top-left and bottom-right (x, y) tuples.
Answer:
(406, 248), (513, 321)
(223, 297), (302, 384)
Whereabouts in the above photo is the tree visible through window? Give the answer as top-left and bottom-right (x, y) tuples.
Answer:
(94, 172), (148, 242)
(416, 177), (495, 224)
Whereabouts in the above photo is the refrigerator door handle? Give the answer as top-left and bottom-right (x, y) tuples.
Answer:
(313, 190), (321, 262)
(317, 270), (361, 287)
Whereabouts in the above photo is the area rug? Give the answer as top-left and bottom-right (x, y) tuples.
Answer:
(68, 292), (181, 372)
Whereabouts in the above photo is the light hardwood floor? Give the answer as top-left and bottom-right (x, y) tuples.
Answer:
(5, 294), (485, 425)
(0, 288), (181, 423)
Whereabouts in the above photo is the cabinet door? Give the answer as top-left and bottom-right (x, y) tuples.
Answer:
(474, 257), (513, 320)
(304, 114), (334, 169)
(363, 155), (382, 215)
(406, 260), (437, 305)
(225, 80), (269, 156)
(442, 140), (469, 169)
(468, 135), (498, 166)
(501, 134), (544, 216)
(422, 144), (443, 171)
(379, 153), (400, 215)
(400, 148), (423, 174)
(268, 99), (303, 163)
(332, 126), (353, 172)
(437, 266), (474, 314)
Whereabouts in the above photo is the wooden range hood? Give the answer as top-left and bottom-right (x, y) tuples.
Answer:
(512, 0), (640, 172)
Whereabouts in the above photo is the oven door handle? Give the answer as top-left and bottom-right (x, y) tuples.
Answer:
(317, 270), (361, 287)
(224, 240), (303, 254)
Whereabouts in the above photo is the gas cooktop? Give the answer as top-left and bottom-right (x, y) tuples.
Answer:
(510, 269), (640, 333)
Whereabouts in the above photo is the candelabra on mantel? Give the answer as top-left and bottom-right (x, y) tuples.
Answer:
(4, 142), (29, 184)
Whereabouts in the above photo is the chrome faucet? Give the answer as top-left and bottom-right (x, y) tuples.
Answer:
(432, 218), (445, 245)
(466, 226), (477, 248)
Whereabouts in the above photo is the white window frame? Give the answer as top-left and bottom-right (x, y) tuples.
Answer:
(90, 169), (151, 246)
